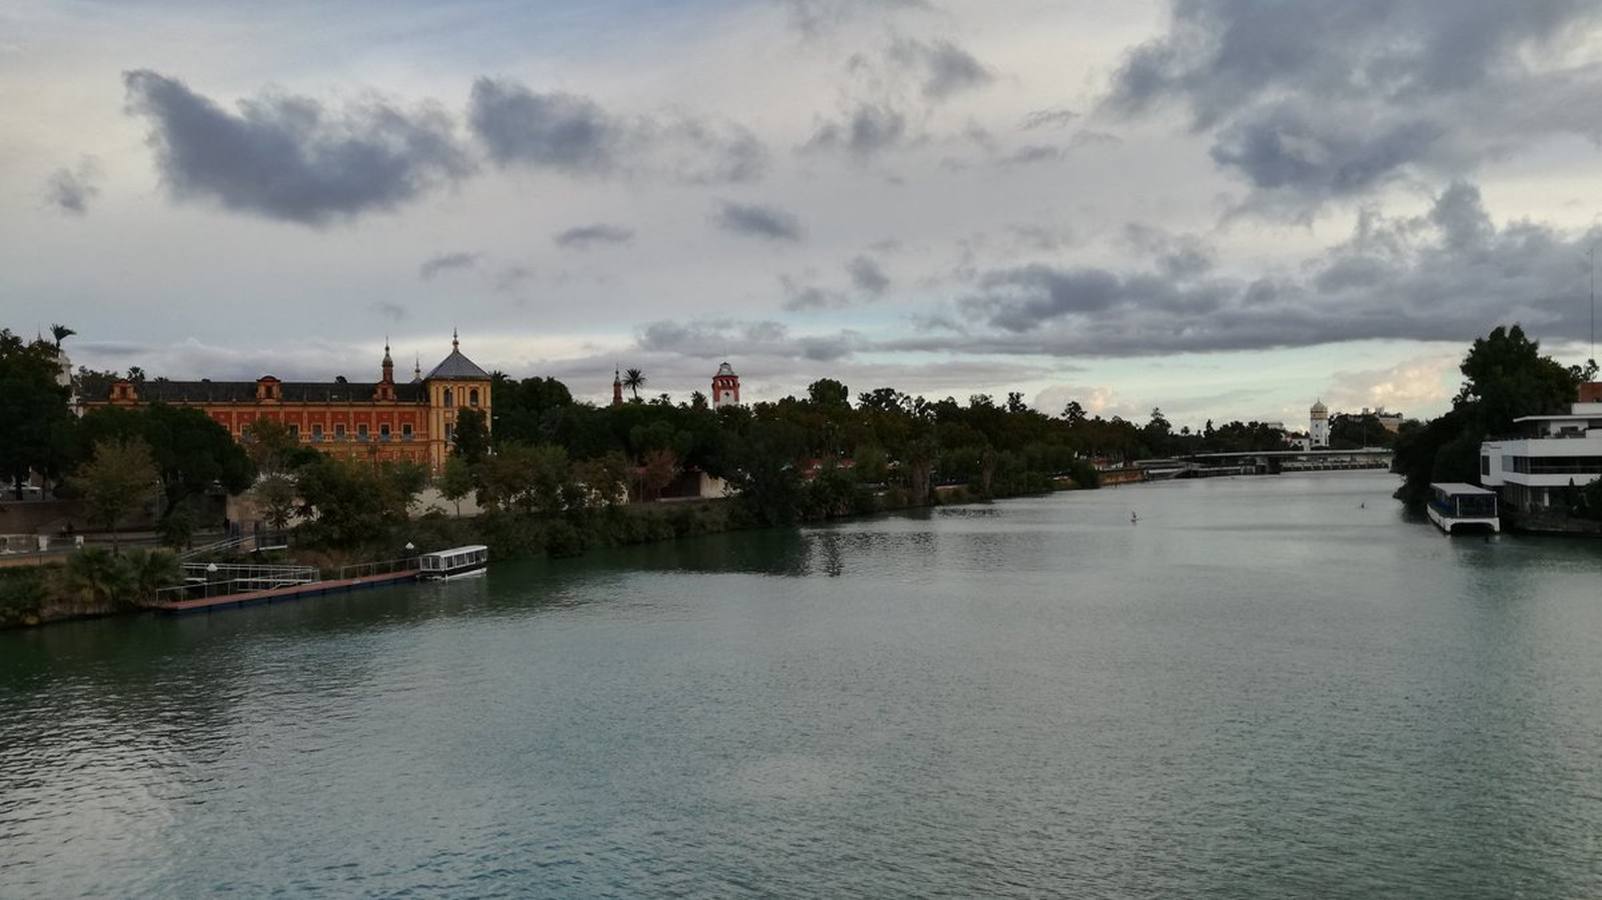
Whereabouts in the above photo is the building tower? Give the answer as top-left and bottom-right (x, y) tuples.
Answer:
(613, 368), (624, 407)
(1310, 399), (1330, 447)
(712, 362), (740, 409)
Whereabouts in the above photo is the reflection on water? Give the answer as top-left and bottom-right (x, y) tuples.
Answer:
(3, 472), (1601, 898)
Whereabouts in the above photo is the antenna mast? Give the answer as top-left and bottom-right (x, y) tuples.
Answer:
(1591, 244), (1597, 364)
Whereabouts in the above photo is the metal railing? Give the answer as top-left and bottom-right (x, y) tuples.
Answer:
(181, 562), (319, 589)
(335, 557), (419, 580)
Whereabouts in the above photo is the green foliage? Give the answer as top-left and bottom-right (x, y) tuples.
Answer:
(295, 457), (424, 548)
(437, 455), (474, 516)
(251, 473), (299, 530)
(452, 408), (490, 464)
(78, 403), (254, 516)
(70, 437), (160, 549)
(157, 503), (196, 549)
(806, 378), (850, 408)
(1327, 413), (1399, 449)
(1394, 325), (1591, 504)
(0, 329), (76, 498)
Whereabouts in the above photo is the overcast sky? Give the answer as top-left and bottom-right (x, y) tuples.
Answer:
(4, 0), (1602, 428)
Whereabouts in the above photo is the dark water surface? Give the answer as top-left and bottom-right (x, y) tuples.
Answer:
(3, 472), (1601, 898)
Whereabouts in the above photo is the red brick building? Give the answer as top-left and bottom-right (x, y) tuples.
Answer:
(83, 333), (491, 471)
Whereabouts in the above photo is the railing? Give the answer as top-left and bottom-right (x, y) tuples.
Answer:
(336, 556), (419, 580)
(179, 534), (251, 560)
(181, 562), (319, 588)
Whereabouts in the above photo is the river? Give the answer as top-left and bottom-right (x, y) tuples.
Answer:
(2, 472), (1600, 898)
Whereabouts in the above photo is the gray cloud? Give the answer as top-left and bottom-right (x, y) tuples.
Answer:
(846, 255), (890, 295)
(779, 0), (933, 38)
(1105, 1), (1602, 211)
(714, 200), (803, 241)
(468, 78), (619, 172)
(639, 317), (866, 362)
(494, 265), (534, 292)
(1020, 107), (1078, 130)
(124, 70), (471, 225)
(780, 274), (848, 311)
(419, 250), (481, 280)
(45, 158), (100, 215)
(938, 182), (1601, 355)
(889, 38), (995, 100)
(805, 103), (908, 159)
(469, 77), (767, 183)
(998, 144), (1064, 166)
(371, 301), (406, 321)
(553, 224), (635, 249)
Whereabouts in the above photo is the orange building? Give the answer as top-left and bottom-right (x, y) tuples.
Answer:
(83, 332), (491, 471)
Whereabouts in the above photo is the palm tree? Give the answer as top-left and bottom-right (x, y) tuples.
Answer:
(623, 368), (646, 401)
(49, 324), (75, 350)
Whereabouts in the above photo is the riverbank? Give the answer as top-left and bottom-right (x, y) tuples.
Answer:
(0, 479), (1090, 630)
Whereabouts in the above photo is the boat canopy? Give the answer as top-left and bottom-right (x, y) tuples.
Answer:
(419, 545), (489, 571)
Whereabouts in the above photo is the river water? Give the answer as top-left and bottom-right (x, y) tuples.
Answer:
(2, 472), (1600, 898)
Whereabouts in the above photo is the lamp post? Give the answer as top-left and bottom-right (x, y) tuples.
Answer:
(206, 562), (219, 598)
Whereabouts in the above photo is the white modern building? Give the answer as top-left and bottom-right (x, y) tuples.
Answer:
(1480, 393), (1602, 514)
(1309, 400), (1329, 448)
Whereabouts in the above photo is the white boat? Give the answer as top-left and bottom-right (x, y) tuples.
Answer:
(1426, 483), (1500, 535)
(418, 545), (489, 580)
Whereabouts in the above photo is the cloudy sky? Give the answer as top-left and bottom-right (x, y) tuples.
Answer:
(4, 0), (1602, 427)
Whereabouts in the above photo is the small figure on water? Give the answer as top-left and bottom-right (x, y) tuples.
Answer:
(1130, 511), (1139, 525)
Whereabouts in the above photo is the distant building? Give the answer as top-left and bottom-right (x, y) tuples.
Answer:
(1309, 399), (1330, 447)
(81, 332), (490, 471)
(712, 361), (741, 409)
(1480, 387), (1602, 515)
(612, 368), (624, 407)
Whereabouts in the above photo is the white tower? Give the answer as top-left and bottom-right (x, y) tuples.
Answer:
(711, 362), (740, 409)
(1310, 399), (1330, 447)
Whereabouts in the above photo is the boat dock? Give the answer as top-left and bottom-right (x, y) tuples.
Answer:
(157, 560), (422, 615)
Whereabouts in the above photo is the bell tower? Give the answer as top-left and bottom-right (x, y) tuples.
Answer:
(712, 362), (740, 409)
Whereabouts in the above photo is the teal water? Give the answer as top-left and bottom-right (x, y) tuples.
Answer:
(3, 472), (1601, 898)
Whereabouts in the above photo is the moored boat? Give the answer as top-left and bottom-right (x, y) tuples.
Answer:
(418, 545), (489, 580)
(1426, 483), (1500, 535)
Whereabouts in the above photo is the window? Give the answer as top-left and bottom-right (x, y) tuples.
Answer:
(358, 423), (370, 442)
(402, 423), (414, 441)
(380, 423), (391, 441)
(445, 423), (455, 441)
(311, 423), (324, 442)
(444, 387), (454, 408)
(1480, 456), (1489, 476)
(288, 424), (300, 440)
(469, 388), (479, 407)
(335, 423), (347, 441)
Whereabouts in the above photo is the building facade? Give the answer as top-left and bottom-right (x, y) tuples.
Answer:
(1479, 389), (1602, 514)
(82, 333), (491, 472)
(1309, 399), (1330, 447)
(712, 362), (740, 409)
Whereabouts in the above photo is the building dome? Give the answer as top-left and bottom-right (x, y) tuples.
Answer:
(716, 361), (736, 377)
(1310, 399), (1328, 415)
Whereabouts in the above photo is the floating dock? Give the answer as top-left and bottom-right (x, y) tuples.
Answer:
(159, 569), (420, 615)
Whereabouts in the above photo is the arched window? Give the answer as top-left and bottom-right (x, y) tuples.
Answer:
(469, 388), (479, 407)
(443, 387), (454, 408)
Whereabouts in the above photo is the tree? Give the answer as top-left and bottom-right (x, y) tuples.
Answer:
(437, 456), (473, 516)
(623, 368), (646, 401)
(71, 438), (159, 551)
(639, 448), (679, 501)
(251, 473), (299, 530)
(294, 457), (422, 548)
(1062, 401), (1087, 425)
(0, 330), (76, 499)
(453, 408), (490, 464)
(50, 324), (76, 349)
(243, 418), (300, 474)
(807, 378), (850, 408)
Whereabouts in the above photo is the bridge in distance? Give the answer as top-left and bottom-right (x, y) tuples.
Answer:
(1135, 447), (1393, 478)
